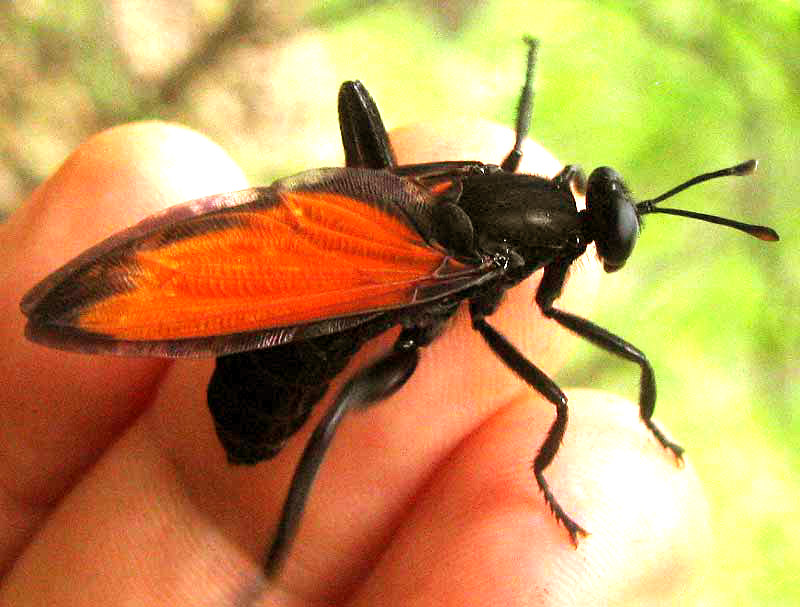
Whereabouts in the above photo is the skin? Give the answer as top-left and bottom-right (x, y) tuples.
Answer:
(0, 120), (711, 606)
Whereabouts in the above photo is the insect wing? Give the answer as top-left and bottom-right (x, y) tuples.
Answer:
(338, 80), (397, 170)
(22, 168), (494, 357)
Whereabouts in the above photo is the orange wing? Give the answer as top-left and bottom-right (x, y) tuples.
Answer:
(22, 168), (496, 357)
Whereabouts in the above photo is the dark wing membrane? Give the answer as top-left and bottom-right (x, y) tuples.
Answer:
(337, 80), (397, 170)
(22, 168), (497, 357)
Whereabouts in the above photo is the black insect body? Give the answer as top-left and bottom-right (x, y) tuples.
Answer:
(21, 38), (779, 578)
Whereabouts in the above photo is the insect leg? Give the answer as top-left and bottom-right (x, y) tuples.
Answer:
(501, 36), (539, 173)
(470, 305), (588, 544)
(552, 164), (587, 196)
(264, 328), (423, 578)
(536, 262), (685, 462)
(338, 80), (397, 170)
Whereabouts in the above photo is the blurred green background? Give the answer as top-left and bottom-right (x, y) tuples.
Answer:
(2, 1), (796, 604)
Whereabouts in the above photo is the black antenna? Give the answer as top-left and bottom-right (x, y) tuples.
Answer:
(637, 159), (779, 241)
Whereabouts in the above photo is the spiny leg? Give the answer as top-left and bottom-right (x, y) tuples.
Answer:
(264, 328), (424, 578)
(536, 262), (684, 462)
(543, 307), (684, 461)
(471, 304), (587, 544)
(501, 36), (539, 173)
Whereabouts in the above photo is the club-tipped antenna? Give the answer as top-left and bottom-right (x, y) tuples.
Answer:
(637, 159), (779, 241)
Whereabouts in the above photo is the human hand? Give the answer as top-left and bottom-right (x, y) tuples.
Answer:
(0, 120), (710, 605)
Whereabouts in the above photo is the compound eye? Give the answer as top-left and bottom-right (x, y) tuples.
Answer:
(586, 167), (640, 272)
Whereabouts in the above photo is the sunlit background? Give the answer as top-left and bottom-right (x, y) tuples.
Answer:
(2, 2), (797, 604)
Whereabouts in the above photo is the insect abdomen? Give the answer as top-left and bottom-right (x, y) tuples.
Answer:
(207, 317), (394, 464)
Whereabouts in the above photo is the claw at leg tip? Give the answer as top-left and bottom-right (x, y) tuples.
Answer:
(567, 525), (589, 548)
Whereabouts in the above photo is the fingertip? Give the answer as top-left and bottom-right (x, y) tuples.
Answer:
(540, 389), (712, 604)
(357, 389), (710, 605)
(0, 121), (248, 506)
(7, 121), (249, 364)
(18, 121), (249, 269)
